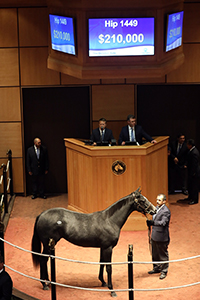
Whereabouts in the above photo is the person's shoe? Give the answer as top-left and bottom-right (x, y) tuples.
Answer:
(159, 273), (167, 280)
(182, 189), (188, 195)
(148, 269), (160, 274)
(31, 195), (37, 199)
(40, 195), (47, 199)
(189, 200), (198, 205)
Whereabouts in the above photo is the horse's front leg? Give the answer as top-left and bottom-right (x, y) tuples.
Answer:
(98, 249), (107, 287)
(103, 247), (117, 297)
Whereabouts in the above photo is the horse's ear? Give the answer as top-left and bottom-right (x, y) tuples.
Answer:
(135, 187), (141, 195)
(135, 187), (140, 193)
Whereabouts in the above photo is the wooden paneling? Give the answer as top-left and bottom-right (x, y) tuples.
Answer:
(0, 88), (21, 121)
(101, 79), (126, 84)
(0, 49), (19, 87)
(0, 123), (22, 158)
(0, 0), (47, 7)
(183, 3), (200, 43)
(18, 8), (48, 47)
(12, 158), (24, 193)
(0, 9), (18, 47)
(20, 47), (60, 86)
(61, 73), (100, 85)
(126, 76), (166, 84)
(92, 85), (134, 120)
(184, 0), (200, 3)
(167, 44), (200, 83)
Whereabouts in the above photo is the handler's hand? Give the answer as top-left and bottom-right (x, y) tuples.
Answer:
(146, 219), (154, 227)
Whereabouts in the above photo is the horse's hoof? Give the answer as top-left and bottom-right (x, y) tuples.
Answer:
(43, 284), (49, 290)
(101, 282), (107, 287)
(111, 291), (117, 297)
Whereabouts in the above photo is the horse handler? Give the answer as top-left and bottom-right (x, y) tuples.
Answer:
(146, 193), (171, 280)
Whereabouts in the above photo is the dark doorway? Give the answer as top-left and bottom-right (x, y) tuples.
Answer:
(23, 86), (90, 195)
(137, 84), (200, 148)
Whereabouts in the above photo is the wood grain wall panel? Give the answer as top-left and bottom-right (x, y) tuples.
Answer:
(12, 158), (24, 193)
(0, 123), (22, 158)
(0, 9), (18, 47)
(0, 88), (21, 121)
(167, 44), (200, 83)
(20, 48), (60, 86)
(101, 79), (126, 84)
(126, 76), (165, 84)
(0, 49), (19, 87)
(184, 0), (200, 3)
(92, 85), (134, 121)
(183, 3), (200, 43)
(18, 8), (48, 47)
(61, 73), (100, 85)
(0, 0), (47, 7)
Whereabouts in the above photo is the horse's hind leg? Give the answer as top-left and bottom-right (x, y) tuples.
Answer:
(98, 249), (106, 287)
(102, 247), (117, 297)
(40, 248), (50, 290)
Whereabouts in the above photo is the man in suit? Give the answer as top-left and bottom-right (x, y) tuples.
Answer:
(146, 194), (171, 280)
(90, 118), (114, 145)
(27, 138), (49, 199)
(118, 114), (157, 145)
(0, 255), (13, 300)
(186, 139), (200, 205)
(168, 133), (189, 195)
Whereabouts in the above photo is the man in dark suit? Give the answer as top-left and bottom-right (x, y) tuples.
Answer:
(168, 133), (189, 195)
(118, 114), (157, 145)
(146, 194), (171, 280)
(186, 139), (200, 205)
(27, 137), (49, 199)
(0, 255), (13, 300)
(90, 118), (114, 145)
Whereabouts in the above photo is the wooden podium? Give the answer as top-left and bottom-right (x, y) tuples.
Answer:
(64, 136), (169, 230)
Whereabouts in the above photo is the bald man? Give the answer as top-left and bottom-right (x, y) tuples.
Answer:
(27, 138), (49, 199)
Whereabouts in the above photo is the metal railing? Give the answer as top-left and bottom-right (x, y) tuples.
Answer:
(0, 149), (14, 222)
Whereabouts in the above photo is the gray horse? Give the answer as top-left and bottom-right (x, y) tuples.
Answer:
(31, 187), (156, 297)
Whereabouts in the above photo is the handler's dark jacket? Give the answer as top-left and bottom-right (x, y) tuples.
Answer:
(151, 204), (171, 242)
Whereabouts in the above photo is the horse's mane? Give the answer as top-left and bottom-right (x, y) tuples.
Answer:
(106, 194), (133, 217)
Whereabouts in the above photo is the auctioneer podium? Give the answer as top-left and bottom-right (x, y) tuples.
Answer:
(64, 136), (169, 230)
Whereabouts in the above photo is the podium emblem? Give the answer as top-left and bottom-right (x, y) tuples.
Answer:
(112, 160), (126, 175)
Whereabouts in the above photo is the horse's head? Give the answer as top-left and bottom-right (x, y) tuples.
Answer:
(132, 187), (157, 215)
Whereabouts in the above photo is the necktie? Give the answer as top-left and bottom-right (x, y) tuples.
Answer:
(101, 130), (105, 141)
(131, 128), (135, 141)
(177, 144), (181, 154)
(36, 148), (40, 159)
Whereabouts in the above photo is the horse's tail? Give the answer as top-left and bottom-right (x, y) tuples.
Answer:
(31, 215), (41, 269)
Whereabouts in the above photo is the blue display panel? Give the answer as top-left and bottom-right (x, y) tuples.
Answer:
(166, 11), (184, 52)
(88, 18), (154, 57)
(49, 14), (76, 55)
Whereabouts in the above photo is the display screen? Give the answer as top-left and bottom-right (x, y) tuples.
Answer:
(166, 11), (184, 52)
(88, 18), (154, 57)
(49, 14), (76, 55)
